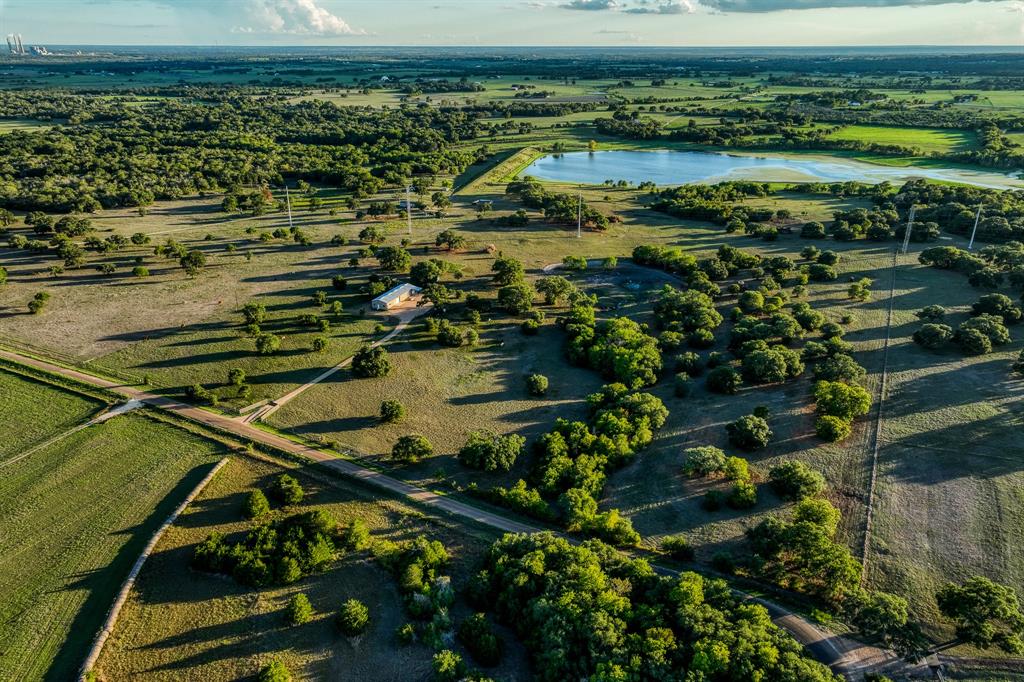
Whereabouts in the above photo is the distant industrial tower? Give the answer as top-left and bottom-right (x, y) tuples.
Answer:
(6, 34), (27, 55)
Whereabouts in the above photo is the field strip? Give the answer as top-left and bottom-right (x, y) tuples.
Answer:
(79, 456), (230, 681)
(0, 347), (904, 678)
(860, 248), (899, 577)
(0, 400), (142, 470)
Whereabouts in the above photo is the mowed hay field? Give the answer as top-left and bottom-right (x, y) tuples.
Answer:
(94, 455), (522, 682)
(830, 124), (979, 154)
(866, 263), (1024, 642)
(0, 367), (107, 458)
(0, 372), (225, 681)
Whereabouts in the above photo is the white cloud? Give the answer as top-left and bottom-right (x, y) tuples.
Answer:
(234, 0), (365, 36)
(625, 0), (696, 13)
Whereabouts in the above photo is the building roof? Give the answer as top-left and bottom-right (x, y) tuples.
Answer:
(372, 282), (421, 303)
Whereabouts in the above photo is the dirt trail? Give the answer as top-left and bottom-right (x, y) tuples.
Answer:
(238, 301), (429, 424)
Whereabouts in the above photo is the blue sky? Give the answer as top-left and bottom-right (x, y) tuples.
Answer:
(1, 0), (1022, 46)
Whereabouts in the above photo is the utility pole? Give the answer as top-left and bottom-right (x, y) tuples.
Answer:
(577, 191), (582, 239)
(967, 205), (982, 251)
(901, 205), (915, 255)
(406, 185), (412, 237)
(284, 185), (294, 231)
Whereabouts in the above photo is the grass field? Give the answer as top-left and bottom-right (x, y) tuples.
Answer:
(831, 124), (980, 154)
(93, 454), (523, 681)
(267, 311), (607, 490)
(0, 374), (225, 681)
(866, 264), (1024, 644)
(0, 119), (52, 134)
(0, 368), (105, 459)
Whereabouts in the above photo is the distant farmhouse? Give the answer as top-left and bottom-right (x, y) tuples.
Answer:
(371, 283), (422, 311)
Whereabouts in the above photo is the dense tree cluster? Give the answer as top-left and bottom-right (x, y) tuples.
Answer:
(474, 532), (840, 682)
(193, 507), (339, 587)
(373, 536), (455, 649)
(505, 178), (609, 231)
(0, 93), (485, 213)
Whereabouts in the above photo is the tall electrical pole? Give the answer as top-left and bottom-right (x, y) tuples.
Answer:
(901, 205), (915, 255)
(967, 205), (982, 251)
(406, 185), (413, 237)
(577, 192), (582, 239)
(284, 186), (294, 231)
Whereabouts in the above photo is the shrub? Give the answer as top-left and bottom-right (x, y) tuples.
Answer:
(352, 345), (392, 377)
(270, 474), (304, 505)
(702, 490), (724, 511)
(458, 613), (503, 667)
(392, 434), (433, 463)
(340, 519), (371, 551)
(728, 481), (758, 509)
(311, 335), (328, 353)
(286, 593), (314, 625)
(817, 250), (840, 265)
(769, 460), (826, 500)
(721, 456), (748, 481)
(814, 380), (871, 420)
(957, 314), (1011, 347)
(458, 430), (525, 472)
(706, 366), (742, 395)
(820, 321), (844, 339)
(521, 319), (540, 335)
(913, 323), (953, 350)
(813, 353), (866, 383)
(526, 373), (549, 396)
(661, 535), (695, 561)
(673, 373), (692, 398)
(255, 333), (281, 355)
(955, 327), (993, 355)
(243, 490), (271, 519)
(816, 415), (853, 442)
(726, 415), (773, 450)
(497, 282), (535, 314)
(688, 328), (715, 348)
(380, 399), (405, 423)
(972, 293), (1022, 323)
(258, 659), (292, 682)
(682, 446), (727, 477)
(432, 650), (465, 682)
(337, 598), (369, 635)
(674, 351), (704, 376)
(808, 263), (837, 281)
(801, 221), (826, 238)
(1013, 349), (1024, 376)
(563, 254), (588, 271)
(915, 305), (946, 322)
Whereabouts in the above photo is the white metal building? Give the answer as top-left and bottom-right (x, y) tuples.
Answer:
(371, 283), (422, 311)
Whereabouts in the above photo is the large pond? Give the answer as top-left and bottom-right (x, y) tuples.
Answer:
(521, 150), (1023, 190)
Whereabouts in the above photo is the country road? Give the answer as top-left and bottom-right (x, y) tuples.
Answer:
(0, 347), (906, 679)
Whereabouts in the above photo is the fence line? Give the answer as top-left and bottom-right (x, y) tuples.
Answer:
(861, 249), (900, 577)
(79, 457), (230, 681)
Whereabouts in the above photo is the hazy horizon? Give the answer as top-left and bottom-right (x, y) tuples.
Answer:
(2, 0), (1022, 48)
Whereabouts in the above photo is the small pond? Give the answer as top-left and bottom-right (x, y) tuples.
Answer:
(520, 149), (1023, 190)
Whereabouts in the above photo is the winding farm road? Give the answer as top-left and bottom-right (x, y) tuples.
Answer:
(0, 346), (908, 679)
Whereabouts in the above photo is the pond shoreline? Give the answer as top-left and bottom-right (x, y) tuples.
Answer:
(521, 149), (1023, 190)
